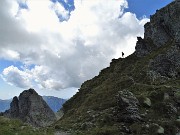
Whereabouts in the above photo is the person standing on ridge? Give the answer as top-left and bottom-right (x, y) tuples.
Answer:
(122, 52), (124, 58)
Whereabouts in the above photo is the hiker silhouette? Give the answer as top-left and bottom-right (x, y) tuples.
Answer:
(122, 52), (124, 58)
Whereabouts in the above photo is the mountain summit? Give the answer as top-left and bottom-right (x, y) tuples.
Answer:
(55, 1), (180, 134)
(4, 88), (56, 127)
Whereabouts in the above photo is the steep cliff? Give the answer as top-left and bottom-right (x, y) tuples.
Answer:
(4, 88), (56, 127)
(55, 1), (180, 135)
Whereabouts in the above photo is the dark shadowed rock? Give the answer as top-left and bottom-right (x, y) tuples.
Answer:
(135, 37), (156, 57)
(135, 0), (180, 57)
(144, 0), (180, 46)
(4, 88), (56, 127)
(9, 96), (19, 118)
(146, 43), (180, 86)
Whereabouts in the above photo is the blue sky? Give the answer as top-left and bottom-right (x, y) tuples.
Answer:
(126, 0), (172, 18)
(0, 0), (173, 99)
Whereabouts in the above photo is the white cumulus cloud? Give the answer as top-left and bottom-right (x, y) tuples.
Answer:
(2, 65), (31, 88)
(0, 0), (149, 91)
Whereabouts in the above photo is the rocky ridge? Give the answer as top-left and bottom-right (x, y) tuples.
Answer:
(0, 96), (66, 113)
(4, 88), (56, 127)
(55, 1), (180, 135)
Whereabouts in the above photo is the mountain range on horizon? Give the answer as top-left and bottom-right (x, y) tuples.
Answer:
(42, 96), (67, 112)
(0, 99), (11, 112)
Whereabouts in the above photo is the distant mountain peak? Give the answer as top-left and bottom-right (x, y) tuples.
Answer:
(42, 96), (67, 112)
(4, 88), (57, 127)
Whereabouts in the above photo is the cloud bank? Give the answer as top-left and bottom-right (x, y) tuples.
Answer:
(0, 0), (149, 91)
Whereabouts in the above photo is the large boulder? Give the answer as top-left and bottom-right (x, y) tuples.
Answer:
(115, 90), (142, 123)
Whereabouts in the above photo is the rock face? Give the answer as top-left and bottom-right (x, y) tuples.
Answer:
(135, 0), (180, 57)
(4, 88), (56, 127)
(148, 44), (180, 80)
(9, 96), (19, 118)
(55, 1), (180, 135)
(0, 96), (66, 113)
(135, 0), (180, 83)
(144, 0), (180, 44)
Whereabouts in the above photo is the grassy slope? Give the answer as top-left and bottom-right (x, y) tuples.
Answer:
(54, 39), (180, 134)
(0, 116), (54, 135)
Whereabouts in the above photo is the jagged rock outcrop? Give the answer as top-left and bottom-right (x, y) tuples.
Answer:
(135, 0), (180, 83)
(9, 96), (19, 118)
(4, 88), (56, 127)
(144, 0), (180, 44)
(55, 1), (180, 135)
(0, 96), (66, 113)
(135, 0), (180, 57)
